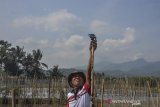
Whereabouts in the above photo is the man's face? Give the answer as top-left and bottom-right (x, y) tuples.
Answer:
(71, 73), (84, 88)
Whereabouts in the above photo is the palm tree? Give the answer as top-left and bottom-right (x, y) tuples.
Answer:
(30, 49), (48, 78)
(4, 46), (26, 76)
(22, 53), (34, 78)
(49, 65), (63, 79)
(0, 40), (11, 72)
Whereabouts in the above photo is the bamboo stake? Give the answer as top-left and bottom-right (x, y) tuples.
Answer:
(12, 89), (16, 107)
(48, 78), (51, 105)
(112, 83), (115, 107)
(89, 34), (96, 107)
(156, 80), (159, 107)
(147, 81), (156, 107)
(91, 47), (95, 107)
(101, 78), (104, 107)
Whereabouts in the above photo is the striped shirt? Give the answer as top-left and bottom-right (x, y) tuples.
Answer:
(66, 82), (91, 107)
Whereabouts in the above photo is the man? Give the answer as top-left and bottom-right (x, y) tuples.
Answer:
(66, 39), (97, 107)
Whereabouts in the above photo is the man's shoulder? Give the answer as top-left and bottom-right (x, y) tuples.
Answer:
(67, 91), (74, 97)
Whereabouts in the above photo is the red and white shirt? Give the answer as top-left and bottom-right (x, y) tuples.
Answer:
(66, 82), (91, 107)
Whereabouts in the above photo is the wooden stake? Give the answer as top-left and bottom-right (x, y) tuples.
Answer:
(12, 89), (16, 107)
(101, 78), (104, 107)
(90, 36), (96, 107)
(147, 81), (156, 107)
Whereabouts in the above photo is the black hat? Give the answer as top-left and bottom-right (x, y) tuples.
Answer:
(68, 71), (86, 88)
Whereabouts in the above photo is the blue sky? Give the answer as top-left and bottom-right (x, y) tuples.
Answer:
(0, 0), (160, 68)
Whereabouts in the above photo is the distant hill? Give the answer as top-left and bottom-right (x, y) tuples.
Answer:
(60, 68), (85, 76)
(74, 58), (160, 77)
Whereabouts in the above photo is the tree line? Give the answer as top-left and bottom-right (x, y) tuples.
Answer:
(0, 40), (63, 79)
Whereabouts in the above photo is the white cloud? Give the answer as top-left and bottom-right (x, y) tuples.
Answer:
(65, 35), (83, 48)
(12, 13), (137, 67)
(17, 37), (33, 44)
(49, 35), (89, 67)
(38, 40), (49, 48)
(16, 37), (49, 49)
(53, 35), (84, 50)
(13, 9), (81, 33)
(102, 27), (135, 50)
(131, 53), (143, 61)
(90, 20), (111, 35)
(39, 40), (48, 45)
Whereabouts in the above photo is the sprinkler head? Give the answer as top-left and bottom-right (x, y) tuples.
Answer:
(88, 34), (96, 41)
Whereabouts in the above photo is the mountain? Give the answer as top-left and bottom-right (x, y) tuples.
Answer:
(94, 58), (148, 71)
(75, 58), (160, 77)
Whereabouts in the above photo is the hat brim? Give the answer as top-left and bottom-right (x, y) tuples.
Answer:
(68, 71), (86, 88)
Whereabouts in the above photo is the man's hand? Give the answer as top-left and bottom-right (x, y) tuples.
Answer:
(89, 40), (97, 51)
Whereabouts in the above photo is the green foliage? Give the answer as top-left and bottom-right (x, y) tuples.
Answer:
(48, 65), (64, 79)
(0, 40), (65, 79)
(0, 40), (48, 78)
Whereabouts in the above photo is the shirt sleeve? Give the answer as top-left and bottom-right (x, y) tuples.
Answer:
(84, 82), (91, 95)
(66, 98), (69, 107)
